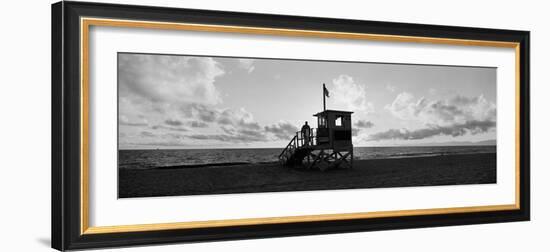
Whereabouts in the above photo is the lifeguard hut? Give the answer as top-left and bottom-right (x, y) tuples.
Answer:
(278, 84), (354, 171)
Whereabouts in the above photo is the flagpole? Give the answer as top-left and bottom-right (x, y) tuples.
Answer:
(323, 83), (326, 112)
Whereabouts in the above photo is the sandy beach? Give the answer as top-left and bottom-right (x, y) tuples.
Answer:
(119, 153), (496, 198)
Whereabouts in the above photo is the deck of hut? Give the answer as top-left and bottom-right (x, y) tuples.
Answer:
(279, 110), (354, 171)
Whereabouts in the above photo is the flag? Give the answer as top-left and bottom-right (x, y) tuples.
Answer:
(323, 84), (330, 98)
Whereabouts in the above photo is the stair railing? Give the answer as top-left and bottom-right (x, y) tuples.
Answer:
(279, 129), (318, 161)
(278, 134), (297, 160)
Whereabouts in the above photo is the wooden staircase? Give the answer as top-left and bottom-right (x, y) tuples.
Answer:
(278, 131), (312, 166)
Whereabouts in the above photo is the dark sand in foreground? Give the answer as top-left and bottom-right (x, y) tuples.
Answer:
(119, 153), (496, 198)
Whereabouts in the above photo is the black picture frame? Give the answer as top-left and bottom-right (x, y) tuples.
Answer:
(52, 1), (530, 251)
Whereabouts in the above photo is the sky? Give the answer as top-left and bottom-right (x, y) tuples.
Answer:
(118, 52), (497, 149)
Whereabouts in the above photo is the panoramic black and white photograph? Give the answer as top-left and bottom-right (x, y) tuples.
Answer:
(118, 52), (497, 198)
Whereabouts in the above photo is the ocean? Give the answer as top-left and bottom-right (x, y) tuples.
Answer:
(119, 145), (496, 170)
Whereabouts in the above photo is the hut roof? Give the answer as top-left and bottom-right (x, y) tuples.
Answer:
(313, 110), (354, 117)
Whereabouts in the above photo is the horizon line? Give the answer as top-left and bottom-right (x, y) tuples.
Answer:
(119, 144), (497, 151)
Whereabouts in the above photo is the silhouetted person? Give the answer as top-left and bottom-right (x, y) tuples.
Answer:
(301, 121), (311, 146)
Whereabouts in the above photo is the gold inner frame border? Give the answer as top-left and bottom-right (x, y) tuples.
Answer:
(79, 17), (521, 235)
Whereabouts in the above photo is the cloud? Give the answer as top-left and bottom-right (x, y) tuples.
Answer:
(352, 120), (374, 139)
(367, 120), (496, 141)
(126, 133), (190, 147)
(220, 108), (261, 130)
(189, 105), (261, 130)
(181, 118), (295, 144)
(370, 93), (497, 141)
(354, 120), (374, 129)
(384, 92), (420, 120)
(237, 129), (266, 139)
(151, 125), (189, 132)
(188, 121), (209, 128)
(265, 121), (299, 139)
(186, 130), (267, 143)
(120, 121), (148, 127)
(117, 54), (277, 147)
(385, 92), (496, 126)
(330, 75), (374, 113)
(386, 84), (396, 92)
(119, 115), (148, 126)
(221, 126), (236, 135)
(119, 54), (225, 106)
(238, 59), (255, 73)
(188, 104), (218, 122)
(140, 131), (155, 137)
(165, 119), (208, 128)
(164, 119), (183, 126)
(118, 54), (228, 147)
(184, 105), (268, 143)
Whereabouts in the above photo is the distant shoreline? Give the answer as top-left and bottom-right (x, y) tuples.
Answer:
(118, 144), (497, 151)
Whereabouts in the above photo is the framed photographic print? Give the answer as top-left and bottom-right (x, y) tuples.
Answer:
(52, 1), (530, 250)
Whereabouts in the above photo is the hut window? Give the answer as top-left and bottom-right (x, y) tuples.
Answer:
(335, 116), (343, 127)
(318, 116), (327, 127)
